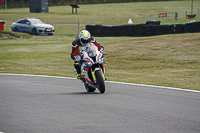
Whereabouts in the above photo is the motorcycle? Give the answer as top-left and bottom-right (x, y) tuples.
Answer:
(74, 42), (107, 93)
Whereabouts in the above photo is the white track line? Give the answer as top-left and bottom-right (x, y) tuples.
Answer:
(0, 73), (200, 93)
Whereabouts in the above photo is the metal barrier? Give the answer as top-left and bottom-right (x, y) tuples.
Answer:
(148, 12), (178, 22)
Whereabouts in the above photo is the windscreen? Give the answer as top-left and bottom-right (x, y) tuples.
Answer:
(83, 43), (98, 57)
(29, 19), (44, 24)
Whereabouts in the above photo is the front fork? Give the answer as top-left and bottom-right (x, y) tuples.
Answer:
(81, 62), (107, 84)
(91, 66), (105, 84)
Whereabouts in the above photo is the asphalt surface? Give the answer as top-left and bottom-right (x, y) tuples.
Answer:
(0, 74), (200, 133)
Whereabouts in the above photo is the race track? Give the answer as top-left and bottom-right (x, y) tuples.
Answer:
(0, 74), (200, 133)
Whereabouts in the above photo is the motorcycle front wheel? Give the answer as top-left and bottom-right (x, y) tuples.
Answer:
(95, 70), (105, 93)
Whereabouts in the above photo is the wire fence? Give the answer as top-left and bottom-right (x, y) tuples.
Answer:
(33, 9), (200, 26)
(3, 11), (200, 36)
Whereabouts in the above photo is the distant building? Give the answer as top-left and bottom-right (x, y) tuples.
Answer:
(29, 0), (48, 13)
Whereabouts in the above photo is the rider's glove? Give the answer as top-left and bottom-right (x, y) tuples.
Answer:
(100, 48), (106, 55)
(75, 56), (81, 62)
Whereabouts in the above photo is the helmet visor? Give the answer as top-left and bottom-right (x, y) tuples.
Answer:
(81, 38), (91, 44)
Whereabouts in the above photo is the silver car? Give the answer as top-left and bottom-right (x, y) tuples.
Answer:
(11, 18), (55, 35)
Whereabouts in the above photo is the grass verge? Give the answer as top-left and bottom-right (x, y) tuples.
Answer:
(0, 31), (32, 39)
(0, 33), (200, 91)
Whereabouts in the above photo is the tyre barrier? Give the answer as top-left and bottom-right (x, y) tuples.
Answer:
(86, 21), (200, 37)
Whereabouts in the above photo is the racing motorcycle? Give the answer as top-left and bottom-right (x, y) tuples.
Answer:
(74, 42), (107, 93)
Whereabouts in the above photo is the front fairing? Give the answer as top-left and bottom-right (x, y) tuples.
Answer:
(81, 43), (104, 67)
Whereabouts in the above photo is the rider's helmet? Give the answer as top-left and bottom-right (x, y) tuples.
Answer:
(79, 30), (91, 45)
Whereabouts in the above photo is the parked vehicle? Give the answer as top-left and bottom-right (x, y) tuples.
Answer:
(11, 18), (55, 35)
(74, 42), (107, 93)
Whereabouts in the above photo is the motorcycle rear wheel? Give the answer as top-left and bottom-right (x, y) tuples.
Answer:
(96, 70), (105, 93)
(84, 83), (96, 92)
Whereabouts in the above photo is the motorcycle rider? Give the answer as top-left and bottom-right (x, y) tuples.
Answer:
(71, 30), (105, 79)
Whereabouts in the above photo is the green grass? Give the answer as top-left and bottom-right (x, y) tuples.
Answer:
(0, 1), (200, 90)
(2, 0), (199, 24)
(0, 31), (32, 39)
(1, 0), (200, 31)
(104, 34), (200, 90)
(0, 33), (200, 90)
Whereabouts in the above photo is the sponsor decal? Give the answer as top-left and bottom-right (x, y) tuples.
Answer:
(159, 13), (167, 18)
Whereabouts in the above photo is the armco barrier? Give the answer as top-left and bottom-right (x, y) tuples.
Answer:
(86, 22), (200, 37)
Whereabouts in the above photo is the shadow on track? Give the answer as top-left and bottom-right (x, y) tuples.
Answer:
(58, 92), (102, 95)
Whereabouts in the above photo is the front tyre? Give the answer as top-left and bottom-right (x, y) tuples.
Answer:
(96, 70), (105, 93)
(32, 28), (38, 35)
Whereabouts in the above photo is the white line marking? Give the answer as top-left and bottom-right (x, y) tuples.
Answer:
(105, 81), (200, 93)
(0, 73), (200, 93)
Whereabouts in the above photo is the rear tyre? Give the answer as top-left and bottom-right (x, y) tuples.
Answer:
(96, 70), (105, 93)
(84, 83), (96, 92)
(13, 27), (18, 32)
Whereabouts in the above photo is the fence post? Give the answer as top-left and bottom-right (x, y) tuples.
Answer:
(175, 12), (178, 21)
(62, 25), (63, 34)
(112, 18), (114, 25)
(186, 11), (187, 19)
(78, 20), (80, 34)
(7, 20), (8, 31)
(148, 15), (150, 21)
(5, 0), (7, 11)
(191, 0), (193, 15)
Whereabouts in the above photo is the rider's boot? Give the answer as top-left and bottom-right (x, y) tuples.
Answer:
(74, 63), (81, 79)
(76, 73), (81, 79)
